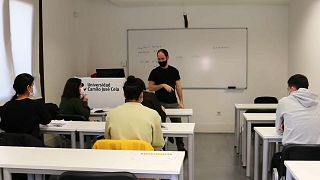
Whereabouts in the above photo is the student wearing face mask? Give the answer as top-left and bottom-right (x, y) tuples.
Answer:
(59, 78), (90, 120)
(148, 49), (187, 155)
(0, 73), (51, 140)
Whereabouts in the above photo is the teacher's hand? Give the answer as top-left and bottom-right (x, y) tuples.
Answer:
(178, 102), (184, 109)
(162, 84), (174, 93)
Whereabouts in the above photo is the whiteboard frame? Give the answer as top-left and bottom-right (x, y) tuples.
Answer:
(127, 28), (248, 90)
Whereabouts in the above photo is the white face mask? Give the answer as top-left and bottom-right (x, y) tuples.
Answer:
(80, 86), (86, 98)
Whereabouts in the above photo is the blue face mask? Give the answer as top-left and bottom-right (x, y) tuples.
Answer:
(158, 60), (167, 67)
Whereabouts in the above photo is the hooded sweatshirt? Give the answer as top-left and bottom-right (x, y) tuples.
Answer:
(276, 88), (320, 145)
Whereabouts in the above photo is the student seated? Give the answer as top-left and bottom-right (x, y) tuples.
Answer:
(272, 74), (320, 175)
(105, 75), (165, 150)
(0, 73), (51, 140)
(59, 78), (90, 120)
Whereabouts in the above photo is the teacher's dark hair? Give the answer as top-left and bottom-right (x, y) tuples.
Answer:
(62, 78), (82, 99)
(157, 49), (169, 58)
(287, 74), (309, 89)
(11, 73), (34, 100)
(123, 75), (143, 101)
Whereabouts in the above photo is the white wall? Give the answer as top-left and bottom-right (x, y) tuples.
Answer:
(43, 1), (289, 132)
(43, 0), (83, 104)
(289, 0), (320, 93)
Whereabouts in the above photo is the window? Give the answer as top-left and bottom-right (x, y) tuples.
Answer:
(0, 0), (40, 104)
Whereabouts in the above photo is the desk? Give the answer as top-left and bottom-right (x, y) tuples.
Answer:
(76, 122), (195, 180)
(165, 109), (193, 123)
(0, 146), (184, 180)
(40, 122), (195, 180)
(234, 104), (277, 153)
(40, 121), (78, 148)
(254, 127), (282, 180)
(89, 108), (193, 122)
(243, 113), (275, 176)
(285, 161), (320, 180)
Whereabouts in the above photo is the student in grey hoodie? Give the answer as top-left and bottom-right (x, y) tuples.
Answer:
(275, 74), (320, 145)
(272, 74), (320, 176)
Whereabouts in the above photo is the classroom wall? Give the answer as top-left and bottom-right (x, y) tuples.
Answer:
(288, 0), (320, 93)
(43, 1), (289, 132)
(43, 0), (86, 104)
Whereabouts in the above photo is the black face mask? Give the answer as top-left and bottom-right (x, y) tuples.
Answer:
(158, 60), (167, 67)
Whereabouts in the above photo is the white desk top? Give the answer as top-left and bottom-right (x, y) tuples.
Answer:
(254, 127), (282, 139)
(69, 121), (195, 135)
(165, 109), (193, 116)
(235, 104), (277, 110)
(0, 146), (184, 175)
(284, 161), (320, 180)
(243, 113), (276, 121)
(40, 121), (78, 132)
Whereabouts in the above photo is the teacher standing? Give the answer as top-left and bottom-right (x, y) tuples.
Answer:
(148, 49), (187, 155)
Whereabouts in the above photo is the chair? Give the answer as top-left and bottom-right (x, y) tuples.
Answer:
(59, 171), (137, 180)
(56, 114), (87, 121)
(272, 144), (320, 180)
(92, 139), (154, 151)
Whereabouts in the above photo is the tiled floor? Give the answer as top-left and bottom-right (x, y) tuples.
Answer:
(166, 133), (249, 180)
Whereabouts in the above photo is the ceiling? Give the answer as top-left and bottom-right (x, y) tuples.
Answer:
(108, 0), (291, 7)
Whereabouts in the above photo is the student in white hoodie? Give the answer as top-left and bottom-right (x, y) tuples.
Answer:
(272, 74), (320, 176)
(276, 74), (320, 145)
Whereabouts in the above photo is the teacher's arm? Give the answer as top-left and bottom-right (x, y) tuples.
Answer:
(176, 80), (184, 109)
(149, 81), (174, 92)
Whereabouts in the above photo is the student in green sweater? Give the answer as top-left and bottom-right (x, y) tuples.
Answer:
(105, 75), (165, 150)
(59, 78), (90, 120)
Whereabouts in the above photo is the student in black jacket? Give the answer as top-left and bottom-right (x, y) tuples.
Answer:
(0, 73), (51, 140)
(135, 77), (166, 122)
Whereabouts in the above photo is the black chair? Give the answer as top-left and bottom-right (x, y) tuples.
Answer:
(58, 171), (137, 180)
(273, 144), (320, 179)
(56, 114), (87, 121)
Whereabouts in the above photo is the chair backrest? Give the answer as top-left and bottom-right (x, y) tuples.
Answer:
(246, 96), (278, 113)
(254, 96), (278, 104)
(56, 114), (87, 121)
(279, 144), (320, 176)
(92, 139), (154, 151)
(0, 132), (44, 147)
(59, 171), (137, 180)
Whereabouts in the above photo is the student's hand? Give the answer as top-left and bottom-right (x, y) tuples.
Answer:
(82, 95), (88, 103)
(162, 84), (174, 93)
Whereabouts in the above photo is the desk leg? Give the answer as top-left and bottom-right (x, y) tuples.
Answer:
(0, 168), (3, 180)
(235, 108), (240, 153)
(188, 134), (194, 180)
(179, 164), (184, 180)
(286, 168), (293, 180)
(79, 132), (84, 149)
(254, 132), (259, 180)
(246, 122), (252, 176)
(262, 140), (269, 180)
(71, 132), (76, 149)
(2, 169), (12, 180)
(242, 119), (247, 167)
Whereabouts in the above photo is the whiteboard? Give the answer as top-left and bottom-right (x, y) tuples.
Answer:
(127, 28), (248, 89)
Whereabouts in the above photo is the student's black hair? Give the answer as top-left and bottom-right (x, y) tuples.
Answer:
(61, 78), (82, 99)
(123, 75), (143, 101)
(135, 77), (147, 91)
(287, 74), (309, 89)
(11, 73), (34, 100)
(157, 49), (169, 58)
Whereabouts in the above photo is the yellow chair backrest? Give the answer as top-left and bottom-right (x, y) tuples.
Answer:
(92, 139), (154, 151)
